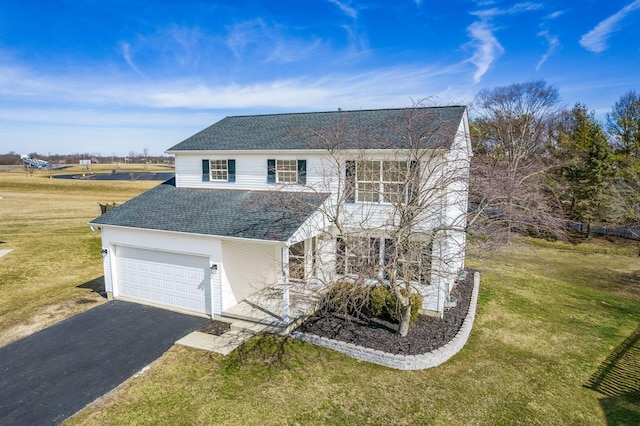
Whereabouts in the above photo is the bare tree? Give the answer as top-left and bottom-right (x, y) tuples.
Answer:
(607, 90), (640, 156)
(469, 80), (565, 246)
(289, 103), (470, 336)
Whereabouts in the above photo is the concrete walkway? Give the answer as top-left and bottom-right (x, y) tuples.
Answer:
(0, 249), (13, 258)
(177, 282), (324, 355)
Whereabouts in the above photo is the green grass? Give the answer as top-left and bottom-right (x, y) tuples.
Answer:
(2, 171), (639, 425)
(64, 236), (640, 425)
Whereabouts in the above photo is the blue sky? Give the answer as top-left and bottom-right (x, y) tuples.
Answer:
(1, 0), (639, 157)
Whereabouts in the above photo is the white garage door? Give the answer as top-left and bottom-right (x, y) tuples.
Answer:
(116, 246), (210, 315)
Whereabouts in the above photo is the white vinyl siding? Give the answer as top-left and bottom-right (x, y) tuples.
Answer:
(220, 240), (280, 311)
(174, 153), (332, 192)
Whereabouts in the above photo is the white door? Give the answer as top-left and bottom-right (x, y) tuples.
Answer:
(116, 246), (210, 315)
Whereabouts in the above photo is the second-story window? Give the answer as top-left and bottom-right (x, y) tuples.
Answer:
(355, 160), (408, 203)
(267, 159), (307, 184)
(276, 160), (298, 183)
(210, 160), (228, 181)
(202, 159), (236, 182)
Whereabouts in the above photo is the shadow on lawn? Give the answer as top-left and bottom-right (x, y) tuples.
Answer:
(585, 324), (640, 425)
(77, 276), (107, 298)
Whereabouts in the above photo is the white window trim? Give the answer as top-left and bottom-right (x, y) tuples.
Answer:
(276, 159), (298, 184)
(209, 159), (228, 182)
(355, 160), (409, 204)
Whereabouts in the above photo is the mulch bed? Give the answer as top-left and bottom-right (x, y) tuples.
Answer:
(198, 319), (231, 336)
(297, 270), (474, 355)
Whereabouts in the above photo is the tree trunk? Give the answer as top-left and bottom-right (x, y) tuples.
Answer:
(586, 220), (591, 239)
(397, 303), (412, 337)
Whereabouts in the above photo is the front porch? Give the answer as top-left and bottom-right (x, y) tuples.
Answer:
(222, 279), (325, 332)
(177, 280), (325, 355)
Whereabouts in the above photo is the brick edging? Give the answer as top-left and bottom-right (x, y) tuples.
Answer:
(291, 271), (481, 370)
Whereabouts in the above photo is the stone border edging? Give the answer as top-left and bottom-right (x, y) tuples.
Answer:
(291, 271), (480, 370)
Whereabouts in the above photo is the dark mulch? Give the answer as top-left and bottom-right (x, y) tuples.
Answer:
(297, 270), (475, 355)
(198, 319), (231, 336)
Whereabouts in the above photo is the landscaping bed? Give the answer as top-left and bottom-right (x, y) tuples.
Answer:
(198, 319), (231, 336)
(297, 271), (474, 355)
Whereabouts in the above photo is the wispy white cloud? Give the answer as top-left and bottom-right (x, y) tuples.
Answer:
(580, 0), (640, 53)
(120, 42), (144, 76)
(327, 0), (358, 20)
(0, 59), (469, 111)
(466, 21), (504, 83)
(536, 10), (563, 70)
(536, 30), (559, 70)
(465, 2), (543, 82)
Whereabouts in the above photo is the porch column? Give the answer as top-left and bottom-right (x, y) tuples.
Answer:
(282, 246), (290, 323)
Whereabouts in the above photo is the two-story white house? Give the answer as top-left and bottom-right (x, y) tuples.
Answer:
(89, 106), (472, 322)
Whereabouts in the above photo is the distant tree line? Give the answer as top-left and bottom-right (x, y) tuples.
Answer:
(0, 151), (174, 166)
(469, 80), (640, 246)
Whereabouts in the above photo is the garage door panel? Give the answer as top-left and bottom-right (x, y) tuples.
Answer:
(116, 247), (209, 315)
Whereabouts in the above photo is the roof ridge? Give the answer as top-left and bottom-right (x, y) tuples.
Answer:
(224, 105), (466, 120)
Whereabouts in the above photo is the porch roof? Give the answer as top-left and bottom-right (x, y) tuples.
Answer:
(89, 178), (329, 242)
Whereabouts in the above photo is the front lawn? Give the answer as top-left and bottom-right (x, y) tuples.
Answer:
(0, 171), (158, 345)
(67, 236), (640, 425)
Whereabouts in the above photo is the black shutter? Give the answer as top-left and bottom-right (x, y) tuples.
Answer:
(267, 159), (276, 183)
(345, 160), (355, 203)
(227, 159), (236, 182)
(336, 237), (346, 275)
(202, 159), (210, 182)
(408, 160), (419, 202)
(297, 160), (307, 185)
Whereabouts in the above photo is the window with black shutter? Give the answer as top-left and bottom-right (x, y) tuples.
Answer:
(202, 159), (210, 182)
(297, 160), (307, 185)
(267, 159), (276, 183)
(227, 159), (236, 182)
(345, 160), (355, 203)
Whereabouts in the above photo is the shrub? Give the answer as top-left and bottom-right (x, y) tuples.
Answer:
(323, 280), (423, 324)
(322, 279), (370, 318)
(385, 289), (423, 324)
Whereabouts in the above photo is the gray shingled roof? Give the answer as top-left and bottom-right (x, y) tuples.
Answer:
(167, 106), (466, 152)
(89, 179), (329, 242)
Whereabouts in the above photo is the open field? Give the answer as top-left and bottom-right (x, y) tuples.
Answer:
(3, 162), (174, 177)
(1, 173), (639, 424)
(0, 172), (158, 344)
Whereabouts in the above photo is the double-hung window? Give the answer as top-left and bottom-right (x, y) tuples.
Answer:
(354, 160), (408, 203)
(202, 159), (236, 182)
(210, 160), (228, 181)
(276, 160), (298, 183)
(267, 159), (307, 184)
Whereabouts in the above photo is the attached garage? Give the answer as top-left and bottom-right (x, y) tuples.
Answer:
(115, 247), (211, 316)
(89, 182), (329, 318)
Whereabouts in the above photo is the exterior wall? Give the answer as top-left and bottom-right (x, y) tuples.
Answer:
(99, 226), (282, 316)
(174, 152), (337, 193)
(166, 111), (472, 315)
(220, 239), (281, 311)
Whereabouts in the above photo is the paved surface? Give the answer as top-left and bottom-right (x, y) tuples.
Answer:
(0, 300), (208, 425)
(53, 172), (174, 181)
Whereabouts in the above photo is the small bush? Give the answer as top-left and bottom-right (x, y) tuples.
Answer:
(325, 280), (423, 324)
(385, 289), (423, 324)
(322, 279), (370, 318)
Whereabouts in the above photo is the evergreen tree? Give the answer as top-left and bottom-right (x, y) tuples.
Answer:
(557, 104), (616, 237)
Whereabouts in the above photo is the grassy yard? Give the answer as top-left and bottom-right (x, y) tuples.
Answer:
(2, 170), (639, 425)
(0, 170), (158, 344)
(66, 239), (639, 425)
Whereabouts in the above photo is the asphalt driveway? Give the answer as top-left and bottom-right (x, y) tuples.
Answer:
(0, 300), (208, 425)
